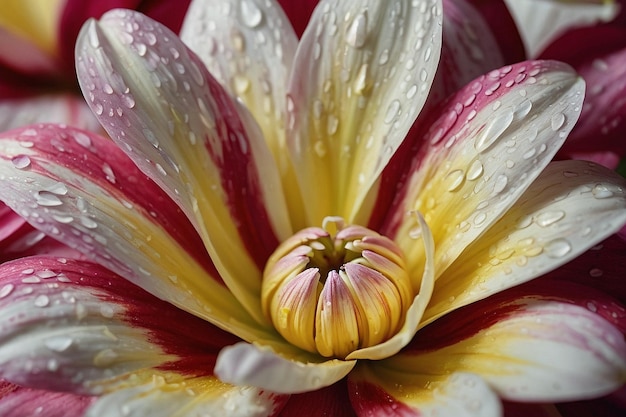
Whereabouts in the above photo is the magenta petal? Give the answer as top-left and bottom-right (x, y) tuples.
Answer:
(541, 26), (626, 168)
(0, 380), (94, 417)
(277, 0), (319, 38)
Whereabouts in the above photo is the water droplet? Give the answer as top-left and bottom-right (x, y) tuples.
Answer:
(551, 113), (565, 131)
(384, 100), (400, 124)
(545, 238), (572, 258)
(592, 184), (614, 199)
(474, 110), (514, 152)
(240, 0), (263, 28)
(122, 94), (136, 109)
(0, 284), (14, 298)
(34, 294), (50, 307)
(444, 169), (465, 192)
(45, 336), (73, 352)
(346, 12), (368, 48)
(233, 75), (251, 94)
(492, 174), (508, 194)
(11, 155), (31, 169)
(535, 210), (565, 227)
(589, 268), (603, 277)
(466, 160), (483, 180)
(327, 114), (339, 135)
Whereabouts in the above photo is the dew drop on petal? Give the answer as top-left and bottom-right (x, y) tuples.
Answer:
(535, 210), (565, 227)
(0, 284), (14, 299)
(240, 0), (263, 28)
(11, 155), (31, 169)
(474, 110), (513, 153)
(444, 169), (465, 192)
(34, 294), (50, 307)
(346, 12), (368, 48)
(551, 113), (565, 131)
(545, 238), (572, 258)
(592, 184), (614, 199)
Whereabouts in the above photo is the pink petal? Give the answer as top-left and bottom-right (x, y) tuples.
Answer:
(399, 280), (626, 402)
(0, 380), (94, 417)
(0, 94), (101, 132)
(0, 256), (239, 393)
(429, 0), (513, 106)
(76, 11), (292, 322)
(0, 124), (271, 340)
(541, 26), (626, 169)
(544, 234), (626, 311)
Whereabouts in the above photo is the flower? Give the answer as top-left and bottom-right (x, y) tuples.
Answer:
(0, 0), (192, 132)
(0, 0), (193, 261)
(0, 0), (625, 416)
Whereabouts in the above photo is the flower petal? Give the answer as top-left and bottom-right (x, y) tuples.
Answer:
(423, 160), (626, 324)
(0, 257), (244, 394)
(85, 376), (286, 417)
(280, 379), (357, 417)
(0, 380), (95, 417)
(75, 9), (292, 322)
(385, 60), (585, 281)
(286, 0), (443, 225)
(0, 0), (64, 62)
(347, 213), (434, 360)
(277, 0), (319, 38)
(0, 124), (268, 340)
(180, 0), (298, 163)
(215, 342), (355, 394)
(383, 282), (626, 403)
(349, 370), (501, 417)
(0, 94), (101, 132)
(429, 0), (508, 105)
(504, 0), (618, 57)
(542, 26), (626, 168)
(180, 0), (307, 229)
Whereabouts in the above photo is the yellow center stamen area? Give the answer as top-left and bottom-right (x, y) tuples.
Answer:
(261, 217), (412, 359)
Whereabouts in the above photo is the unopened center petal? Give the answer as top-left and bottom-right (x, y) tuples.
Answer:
(261, 217), (412, 359)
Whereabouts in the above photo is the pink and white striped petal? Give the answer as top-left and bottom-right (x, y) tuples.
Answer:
(85, 375), (286, 417)
(423, 160), (626, 324)
(75, 9), (292, 323)
(349, 370), (501, 417)
(0, 94), (101, 132)
(380, 282), (626, 403)
(0, 125), (269, 341)
(286, 0), (443, 226)
(384, 61), (585, 282)
(0, 380), (95, 417)
(215, 342), (355, 394)
(180, 0), (298, 164)
(0, 257), (244, 395)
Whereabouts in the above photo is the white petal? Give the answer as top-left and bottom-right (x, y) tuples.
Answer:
(215, 342), (355, 394)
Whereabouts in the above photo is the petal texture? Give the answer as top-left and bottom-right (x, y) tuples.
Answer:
(0, 257), (240, 394)
(385, 282), (626, 402)
(287, 0), (443, 225)
(0, 125), (268, 341)
(215, 342), (355, 394)
(0, 380), (95, 417)
(349, 370), (501, 417)
(385, 60), (585, 281)
(424, 160), (626, 323)
(76, 10), (292, 324)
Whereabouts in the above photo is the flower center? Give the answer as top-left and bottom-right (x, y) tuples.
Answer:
(261, 217), (412, 359)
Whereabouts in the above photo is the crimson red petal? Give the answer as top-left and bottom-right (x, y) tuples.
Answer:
(280, 379), (357, 417)
(0, 380), (94, 417)
(277, 0), (318, 38)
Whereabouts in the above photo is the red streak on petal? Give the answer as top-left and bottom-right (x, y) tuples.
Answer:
(5, 124), (222, 285)
(348, 378), (419, 417)
(280, 379), (357, 417)
(202, 66), (281, 269)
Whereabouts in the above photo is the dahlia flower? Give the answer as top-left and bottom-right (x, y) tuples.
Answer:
(0, 0), (625, 416)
